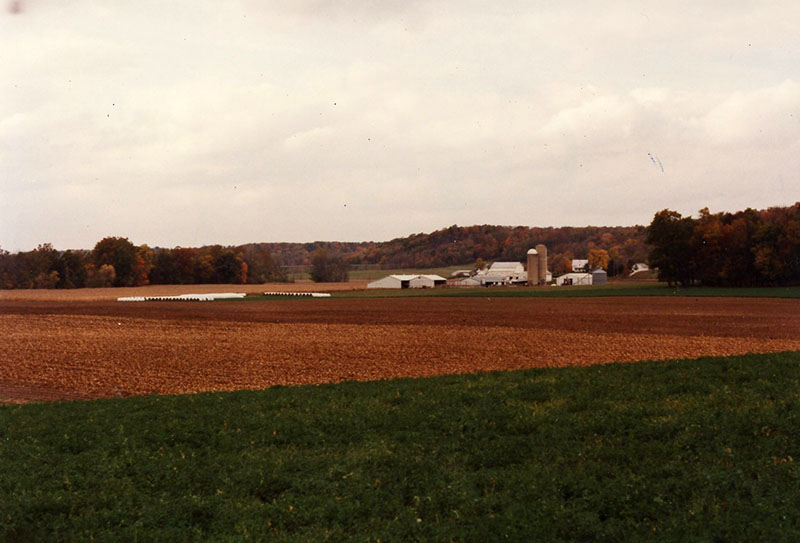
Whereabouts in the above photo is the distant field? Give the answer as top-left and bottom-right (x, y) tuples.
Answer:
(334, 282), (800, 299)
(0, 280), (365, 302)
(3, 351), (800, 541)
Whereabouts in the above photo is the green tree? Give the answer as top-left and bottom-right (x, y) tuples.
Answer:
(56, 250), (89, 289)
(310, 248), (349, 282)
(646, 209), (696, 287)
(93, 237), (138, 287)
(213, 249), (246, 284)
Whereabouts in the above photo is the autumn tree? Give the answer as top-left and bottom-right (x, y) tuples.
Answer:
(588, 248), (610, 271)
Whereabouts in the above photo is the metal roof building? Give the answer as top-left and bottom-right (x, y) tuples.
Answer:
(367, 274), (447, 289)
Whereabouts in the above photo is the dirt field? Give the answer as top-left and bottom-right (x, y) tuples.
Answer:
(2, 295), (799, 403)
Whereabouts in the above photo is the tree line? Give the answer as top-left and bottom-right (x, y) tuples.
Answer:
(646, 203), (800, 287)
(0, 238), (286, 289)
(0, 224), (654, 289)
(14, 202), (798, 290)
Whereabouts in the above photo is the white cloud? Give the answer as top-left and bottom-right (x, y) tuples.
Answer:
(2, 1), (800, 251)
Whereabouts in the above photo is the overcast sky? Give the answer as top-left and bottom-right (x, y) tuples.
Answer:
(2, 1), (799, 251)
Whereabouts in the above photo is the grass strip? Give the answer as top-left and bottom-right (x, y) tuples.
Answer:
(2, 351), (800, 541)
(327, 284), (800, 299)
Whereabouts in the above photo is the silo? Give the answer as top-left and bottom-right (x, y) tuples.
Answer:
(527, 248), (539, 286)
(536, 244), (548, 284)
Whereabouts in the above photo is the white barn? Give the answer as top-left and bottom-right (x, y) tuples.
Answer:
(474, 261), (528, 285)
(367, 274), (447, 289)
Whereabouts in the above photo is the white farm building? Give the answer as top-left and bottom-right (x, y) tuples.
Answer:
(367, 274), (447, 289)
(555, 273), (592, 286)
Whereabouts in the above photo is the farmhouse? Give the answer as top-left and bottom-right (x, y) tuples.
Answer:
(572, 259), (590, 272)
(367, 274), (447, 289)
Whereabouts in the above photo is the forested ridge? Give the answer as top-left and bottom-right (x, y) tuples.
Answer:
(2, 202), (799, 288)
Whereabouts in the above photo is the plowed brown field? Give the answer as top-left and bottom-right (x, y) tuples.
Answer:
(1, 296), (798, 403)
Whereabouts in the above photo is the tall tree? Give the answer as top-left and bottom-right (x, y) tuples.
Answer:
(310, 248), (348, 282)
(646, 209), (696, 287)
(93, 237), (138, 287)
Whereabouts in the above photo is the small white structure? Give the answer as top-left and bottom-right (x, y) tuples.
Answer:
(263, 291), (331, 297)
(117, 292), (246, 302)
(629, 263), (650, 276)
(367, 274), (447, 289)
(592, 269), (608, 286)
(452, 276), (483, 287)
(571, 259), (589, 272)
(555, 273), (592, 286)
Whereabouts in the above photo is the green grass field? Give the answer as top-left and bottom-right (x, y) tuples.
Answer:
(3, 351), (800, 541)
(329, 282), (800, 299)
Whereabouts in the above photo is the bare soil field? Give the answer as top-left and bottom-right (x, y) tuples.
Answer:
(1, 296), (798, 403)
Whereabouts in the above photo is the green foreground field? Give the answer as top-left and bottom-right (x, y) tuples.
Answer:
(3, 352), (800, 541)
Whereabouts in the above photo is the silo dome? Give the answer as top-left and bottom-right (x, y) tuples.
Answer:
(527, 248), (538, 255)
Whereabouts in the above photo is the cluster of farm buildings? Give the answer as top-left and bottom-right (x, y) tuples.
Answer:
(367, 246), (649, 290)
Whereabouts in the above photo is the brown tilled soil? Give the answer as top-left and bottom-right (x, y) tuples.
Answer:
(1, 296), (798, 403)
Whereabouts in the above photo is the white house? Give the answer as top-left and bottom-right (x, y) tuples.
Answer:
(571, 259), (589, 272)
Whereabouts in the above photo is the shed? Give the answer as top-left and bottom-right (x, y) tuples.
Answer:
(592, 269), (608, 286)
(410, 274), (447, 288)
(555, 273), (592, 286)
(367, 274), (419, 289)
(453, 276), (482, 287)
(367, 274), (447, 289)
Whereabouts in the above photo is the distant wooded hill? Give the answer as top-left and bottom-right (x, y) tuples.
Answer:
(254, 224), (650, 277)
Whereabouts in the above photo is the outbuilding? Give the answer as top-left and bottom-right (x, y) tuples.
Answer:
(555, 272), (592, 286)
(592, 269), (608, 286)
(367, 274), (419, 289)
(409, 274), (447, 288)
(367, 274), (447, 289)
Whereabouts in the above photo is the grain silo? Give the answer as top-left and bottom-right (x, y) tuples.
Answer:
(527, 248), (539, 286)
(535, 244), (548, 284)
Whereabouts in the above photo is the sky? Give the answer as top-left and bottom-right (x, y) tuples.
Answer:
(2, 1), (799, 251)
